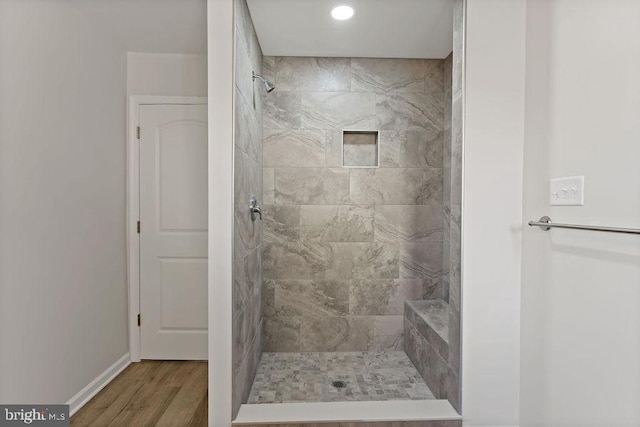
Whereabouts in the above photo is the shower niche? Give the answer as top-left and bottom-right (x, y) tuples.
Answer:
(342, 130), (380, 168)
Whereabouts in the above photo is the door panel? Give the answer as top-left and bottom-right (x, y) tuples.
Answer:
(139, 104), (208, 360)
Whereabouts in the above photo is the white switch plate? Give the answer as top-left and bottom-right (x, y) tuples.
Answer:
(550, 176), (585, 206)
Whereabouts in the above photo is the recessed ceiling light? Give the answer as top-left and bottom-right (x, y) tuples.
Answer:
(331, 5), (354, 20)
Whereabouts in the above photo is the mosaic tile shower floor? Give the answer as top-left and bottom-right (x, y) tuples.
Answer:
(247, 351), (435, 404)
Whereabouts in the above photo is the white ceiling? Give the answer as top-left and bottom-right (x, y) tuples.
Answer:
(246, 0), (453, 59)
(68, 0), (207, 54)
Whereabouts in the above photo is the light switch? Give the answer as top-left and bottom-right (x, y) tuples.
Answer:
(550, 176), (584, 206)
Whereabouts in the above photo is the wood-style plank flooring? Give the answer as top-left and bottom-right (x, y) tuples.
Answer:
(71, 361), (207, 427)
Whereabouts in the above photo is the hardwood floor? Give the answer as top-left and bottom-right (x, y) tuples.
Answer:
(71, 361), (207, 427)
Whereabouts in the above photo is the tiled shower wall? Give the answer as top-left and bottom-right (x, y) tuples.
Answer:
(232, 0), (264, 417)
(261, 56), (446, 352)
(406, 0), (464, 413)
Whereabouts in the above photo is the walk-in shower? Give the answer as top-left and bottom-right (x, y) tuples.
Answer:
(232, 0), (464, 420)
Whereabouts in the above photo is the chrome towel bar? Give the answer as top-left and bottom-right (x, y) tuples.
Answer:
(528, 216), (640, 235)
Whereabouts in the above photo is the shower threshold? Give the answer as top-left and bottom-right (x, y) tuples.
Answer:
(247, 351), (435, 404)
(233, 400), (461, 426)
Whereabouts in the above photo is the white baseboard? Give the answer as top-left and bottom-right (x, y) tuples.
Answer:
(67, 353), (131, 417)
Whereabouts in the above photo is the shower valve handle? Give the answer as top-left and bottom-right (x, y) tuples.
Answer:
(249, 195), (262, 221)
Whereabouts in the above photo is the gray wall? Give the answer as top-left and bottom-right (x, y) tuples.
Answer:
(0, 0), (128, 404)
(232, 0), (264, 417)
(261, 56), (446, 352)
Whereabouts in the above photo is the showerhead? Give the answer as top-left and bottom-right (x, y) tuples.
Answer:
(252, 71), (275, 93)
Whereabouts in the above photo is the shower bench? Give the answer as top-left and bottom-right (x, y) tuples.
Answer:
(404, 300), (459, 411)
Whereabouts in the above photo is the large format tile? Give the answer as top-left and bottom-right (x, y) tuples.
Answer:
(324, 243), (399, 281)
(273, 280), (349, 317)
(302, 92), (376, 130)
(275, 168), (349, 205)
(449, 205), (461, 263)
(350, 168), (443, 205)
(372, 316), (404, 351)
(263, 205), (300, 243)
(350, 280), (422, 316)
(374, 205), (443, 243)
(299, 316), (373, 351)
(351, 58), (426, 93)
(263, 91), (302, 129)
(400, 129), (444, 168)
(276, 57), (351, 92)
(264, 316), (301, 352)
(263, 129), (327, 167)
(376, 93), (443, 131)
(450, 91), (463, 205)
(235, 88), (262, 162)
(453, 0), (464, 95)
(399, 241), (442, 280)
(378, 130), (404, 168)
(300, 205), (374, 242)
(424, 60), (445, 96)
(263, 168), (275, 204)
(263, 242), (329, 280)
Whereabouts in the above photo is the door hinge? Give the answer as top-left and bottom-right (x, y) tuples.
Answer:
(136, 126), (140, 140)
(137, 314), (141, 326)
(137, 221), (140, 234)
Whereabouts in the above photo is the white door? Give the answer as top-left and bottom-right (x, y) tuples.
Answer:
(139, 104), (208, 360)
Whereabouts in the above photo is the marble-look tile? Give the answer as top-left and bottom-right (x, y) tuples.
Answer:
(449, 261), (461, 313)
(234, 147), (261, 210)
(350, 280), (422, 315)
(325, 243), (399, 281)
(451, 91), (463, 205)
(376, 93), (443, 131)
(343, 132), (378, 167)
(263, 168), (274, 204)
(275, 168), (349, 205)
(400, 129), (444, 168)
(351, 58), (426, 93)
(248, 351), (435, 404)
(263, 242), (329, 280)
(234, 202), (261, 262)
(300, 205), (374, 242)
(263, 91), (301, 129)
(424, 59), (445, 96)
(233, 260), (247, 314)
(449, 205), (461, 263)
(235, 88), (262, 162)
(407, 300), (449, 350)
(245, 246), (262, 298)
(262, 280), (275, 318)
(453, 0), (464, 95)
(273, 280), (349, 317)
(398, 278), (441, 300)
(299, 316), (373, 351)
(302, 92), (376, 130)
(350, 168), (443, 205)
(326, 131), (344, 167)
(263, 129), (327, 167)
(276, 57), (351, 91)
(448, 309), (461, 375)
(263, 205), (300, 243)
(379, 130), (403, 168)
(262, 56), (276, 84)
(264, 316), (301, 352)
(399, 241), (442, 280)
(374, 205), (443, 243)
(235, 30), (255, 107)
(235, 0), (262, 72)
(372, 316), (404, 351)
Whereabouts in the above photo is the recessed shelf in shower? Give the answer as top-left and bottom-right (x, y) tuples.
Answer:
(342, 130), (380, 168)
